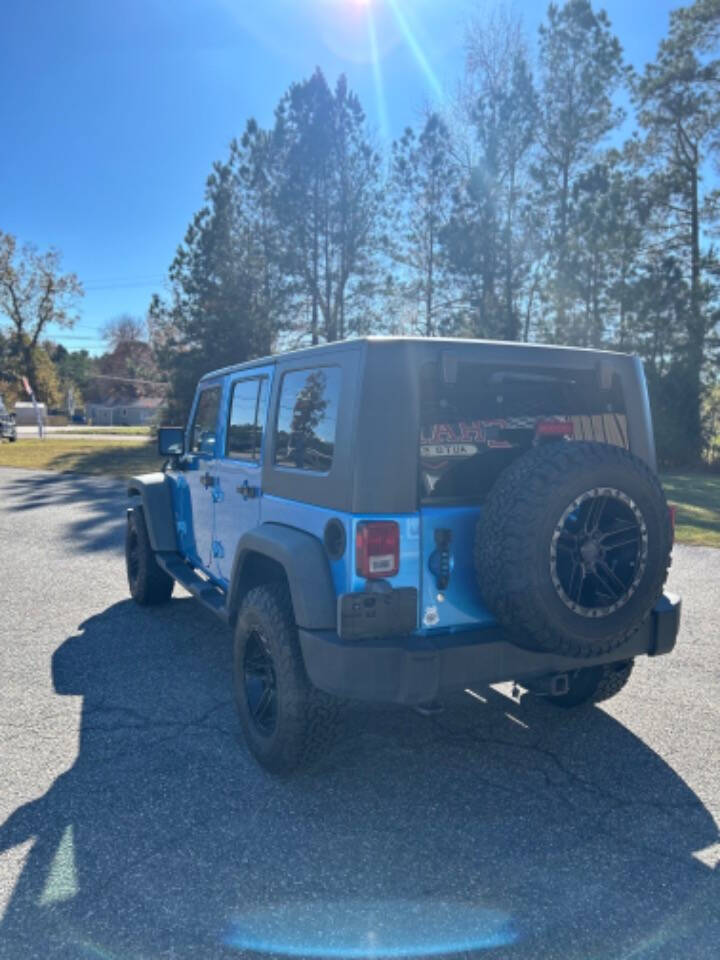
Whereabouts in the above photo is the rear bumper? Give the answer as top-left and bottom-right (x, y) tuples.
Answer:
(299, 591), (681, 705)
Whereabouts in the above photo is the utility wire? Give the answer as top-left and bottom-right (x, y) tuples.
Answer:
(87, 374), (167, 386)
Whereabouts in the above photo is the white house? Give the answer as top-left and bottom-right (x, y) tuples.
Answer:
(14, 401), (47, 426)
(86, 397), (164, 427)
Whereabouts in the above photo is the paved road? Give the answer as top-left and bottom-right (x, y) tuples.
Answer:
(0, 467), (718, 960)
(15, 427), (150, 442)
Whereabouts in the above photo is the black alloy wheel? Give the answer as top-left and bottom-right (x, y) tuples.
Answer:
(243, 630), (278, 736)
(550, 487), (648, 618)
(126, 524), (141, 586)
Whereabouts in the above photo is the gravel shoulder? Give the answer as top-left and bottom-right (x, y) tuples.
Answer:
(0, 467), (718, 960)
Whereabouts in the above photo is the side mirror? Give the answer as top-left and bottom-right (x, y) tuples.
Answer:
(158, 426), (185, 457)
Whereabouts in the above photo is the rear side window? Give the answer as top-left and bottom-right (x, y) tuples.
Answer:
(189, 386), (221, 455)
(420, 361), (627, 503)
(226, 377), (269, 462)
(274, 366), (341, 473)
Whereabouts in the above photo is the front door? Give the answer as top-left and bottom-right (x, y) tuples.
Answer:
(210, 369), (273, 586)
(185, 382), (223, 573)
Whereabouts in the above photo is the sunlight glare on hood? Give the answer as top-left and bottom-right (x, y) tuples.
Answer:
(224, 898), (518, 957)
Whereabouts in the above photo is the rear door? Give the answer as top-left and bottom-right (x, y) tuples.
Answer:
(418, 357), (629, 632)
(210, 367), (273, 586)
(184, 381), (223, 573)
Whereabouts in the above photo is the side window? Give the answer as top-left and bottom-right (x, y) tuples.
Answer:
(189, 386), (221, 456)
(226, 377), (269, 462)
(274, 366), (341, 473)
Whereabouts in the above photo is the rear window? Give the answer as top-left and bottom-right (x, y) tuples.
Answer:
(419, 361), (627, 503)
(274, 366), (341, 473)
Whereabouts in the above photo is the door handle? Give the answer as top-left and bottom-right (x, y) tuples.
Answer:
(201, 472), (216, 489)
(237, 480), (259, 500)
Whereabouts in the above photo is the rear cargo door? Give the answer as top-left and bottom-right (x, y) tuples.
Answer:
(418, 357), (629, 633)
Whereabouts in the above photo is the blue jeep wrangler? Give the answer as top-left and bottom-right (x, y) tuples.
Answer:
(126, 337), (680, 772)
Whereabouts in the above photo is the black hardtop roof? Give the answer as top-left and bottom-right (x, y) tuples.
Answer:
(199, 336), (633, 383)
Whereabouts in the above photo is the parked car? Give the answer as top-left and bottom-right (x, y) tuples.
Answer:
(125, 337), (680, 772)
(0, 396), (17, 442)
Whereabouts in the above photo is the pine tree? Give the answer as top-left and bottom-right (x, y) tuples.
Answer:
(273, 69), (383, 344)
(388, 113), (457, 336)
(565, 149), (648, 347)
(444, 13), (537, 339)
(150, 139), (289, 420)
(635, 0), (720, 462)
(534, 0), (626, 340)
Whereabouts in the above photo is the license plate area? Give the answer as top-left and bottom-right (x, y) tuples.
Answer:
(338, 588), (418, 640)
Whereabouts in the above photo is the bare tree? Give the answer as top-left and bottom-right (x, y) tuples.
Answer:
(102, 314), (147, 350)
(0, 231), (83, 394)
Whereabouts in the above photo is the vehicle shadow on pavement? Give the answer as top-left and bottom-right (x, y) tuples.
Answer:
(5, 471), (126, 553)
(0, 598), (717, 960)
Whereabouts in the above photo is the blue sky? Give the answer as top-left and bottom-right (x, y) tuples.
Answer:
(0, 0), (679, 354)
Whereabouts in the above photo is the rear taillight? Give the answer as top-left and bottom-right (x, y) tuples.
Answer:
(355, 521), (399, 579)
(668, 504), (677, 543)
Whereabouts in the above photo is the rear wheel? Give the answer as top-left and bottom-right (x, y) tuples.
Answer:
(234, 583), (341, 774)
(125, 506), (174, 605)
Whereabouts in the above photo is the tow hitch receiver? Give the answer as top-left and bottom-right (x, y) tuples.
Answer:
(525, 673), (571, 697)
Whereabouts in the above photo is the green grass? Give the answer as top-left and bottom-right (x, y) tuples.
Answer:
(662, 473), (720, 547)
(0, 438), (163, 477)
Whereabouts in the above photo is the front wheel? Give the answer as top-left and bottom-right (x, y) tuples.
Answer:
(234, 583), (341, 774)
(125, 506), (174, 605)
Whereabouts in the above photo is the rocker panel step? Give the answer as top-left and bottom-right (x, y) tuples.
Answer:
(156, 553), (229, 622)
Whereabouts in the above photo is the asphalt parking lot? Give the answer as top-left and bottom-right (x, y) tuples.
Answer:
(0, 466), (718, 960)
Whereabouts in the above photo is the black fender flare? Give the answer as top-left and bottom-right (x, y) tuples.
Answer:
(228, 524), (337, 630)
(127, 473), (178, 553)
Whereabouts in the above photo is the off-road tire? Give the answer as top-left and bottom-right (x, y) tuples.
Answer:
(125, 506), (174, 605)
(476, 442), (671, 658)
(234, 583), (341, 774)
(528, 659), (635, 708)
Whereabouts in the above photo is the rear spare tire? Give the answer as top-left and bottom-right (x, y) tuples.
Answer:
(475, 442), (671, 658)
